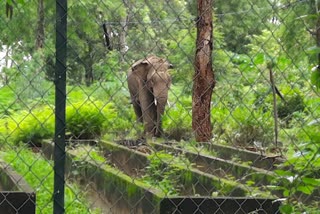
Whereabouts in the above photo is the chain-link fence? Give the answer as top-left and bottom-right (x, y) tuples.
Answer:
(0, 0), (320, 213)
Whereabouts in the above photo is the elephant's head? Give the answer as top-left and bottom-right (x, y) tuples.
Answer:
(128, 55), (173, 136)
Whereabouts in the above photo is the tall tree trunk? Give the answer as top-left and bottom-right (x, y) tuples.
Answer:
(84, 65), (93, 86)
(5, 46), (12, 68)
(119, 20), (128, 62)
(192, 0), (215, 142)
(5, 1), (13, 19)
(119, 0), (129, 63)
(84, 44), (94, 86)
(2, 46), (12, 85)
(36, 0), (45, 49)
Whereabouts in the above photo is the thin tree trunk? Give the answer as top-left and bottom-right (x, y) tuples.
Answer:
(84, 44), (94, 86)
(36, 0), (45, 49)
(5, 46), (11, 68)
(102, 23), (112, 51)
(5, 1), (13, 19)
(192, 0), (215, 142)
(119, 0), (129, 63)
(3, 46), (12, 85)
(84, 66), (93, 86)
(119, 20), (128, 62)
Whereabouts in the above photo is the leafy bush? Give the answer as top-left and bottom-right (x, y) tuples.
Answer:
(66, 100), (115, 139)
(278, 94), (305, 121)
(163, 99), (193, 141)
(228, 106), (274, 146)
(0, 96), (135, 145)
(143, 151), (188, 195)
(0, 86), (22, 114)
(93, 50), (124, 80)
(66, 83), (136, 140)
(275, 126), (320, 213)
(8, 51), (55, 104)
(2, 106), (54, 145)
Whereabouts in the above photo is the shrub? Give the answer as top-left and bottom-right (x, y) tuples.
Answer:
(275, 126), (320, 213)
(0, 86), (21, 114)
(278, 94), (305, 121)
(163, 101), (193, 141)
(4, 106), (54, 145)
(228, 106), (274, 146)
(143, 151), (188, 195)
(66, 100), (116, 139)
(0, 98), (132, 145)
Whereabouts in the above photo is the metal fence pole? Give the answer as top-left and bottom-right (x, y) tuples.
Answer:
(54, 0), (67, 213)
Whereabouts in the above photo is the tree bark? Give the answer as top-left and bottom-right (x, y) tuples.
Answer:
(192, 0), (215, 142)
(84, 44), (94, 86)
(36, 0), (45, 49)
(2, 46), (12, 85)
(119, 0), (129, 63)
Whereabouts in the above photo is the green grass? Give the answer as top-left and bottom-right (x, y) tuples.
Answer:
(0, 147), (100, 214)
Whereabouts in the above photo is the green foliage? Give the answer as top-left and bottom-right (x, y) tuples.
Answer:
(5, 51), (55, 104)
(1, 106), (54, 145)
(1, 0), (320, 211)
(311, 69), (320, 89)
(215, 0), (271, 53)
(143, 151), (190, 195)
(1, 148), (100, 214)
(66, 91), (137, 140)
(279, 204), (294, 214)
(71, 145), (105, 165)
(274, 124), (320, 213)
(278, 2), (314, 62)
(0, 82), (138, 144)
(231, 106), (274, 146)
(93, 51), (124, 80)
(0, 86), (20, 115)
(167, 29), (195, 83)
(278, 94), (305, 121)
(285, 129), (320, 178)
(211, 100), (274, 146)
(163, 97), (192, 141)
(66, 101), (115, 139)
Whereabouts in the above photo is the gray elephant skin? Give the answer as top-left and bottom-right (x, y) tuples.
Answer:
(127, 55), (173, 137)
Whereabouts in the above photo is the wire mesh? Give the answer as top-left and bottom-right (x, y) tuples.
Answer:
(0, 0), (319, 213)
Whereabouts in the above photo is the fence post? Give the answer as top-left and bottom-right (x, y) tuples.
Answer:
(54, 0), (67, 213)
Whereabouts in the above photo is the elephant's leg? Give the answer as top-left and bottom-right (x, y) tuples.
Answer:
(155, 112), (163, 137)
(131, 97), (143, 123)
(155, 100), (166, 137)
(153, 88), (169, 137)
(139, 87), (157, 136)
(128, 74), (143, 123)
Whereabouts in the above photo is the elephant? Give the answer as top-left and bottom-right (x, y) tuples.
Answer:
(127, 55), (173, 137)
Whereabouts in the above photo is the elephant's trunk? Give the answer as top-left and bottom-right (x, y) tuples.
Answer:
(153, 89), (168, 137)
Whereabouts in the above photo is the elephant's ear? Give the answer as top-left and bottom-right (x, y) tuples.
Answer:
(146, 70), (154, 86)
(131, 58), (150, 71)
